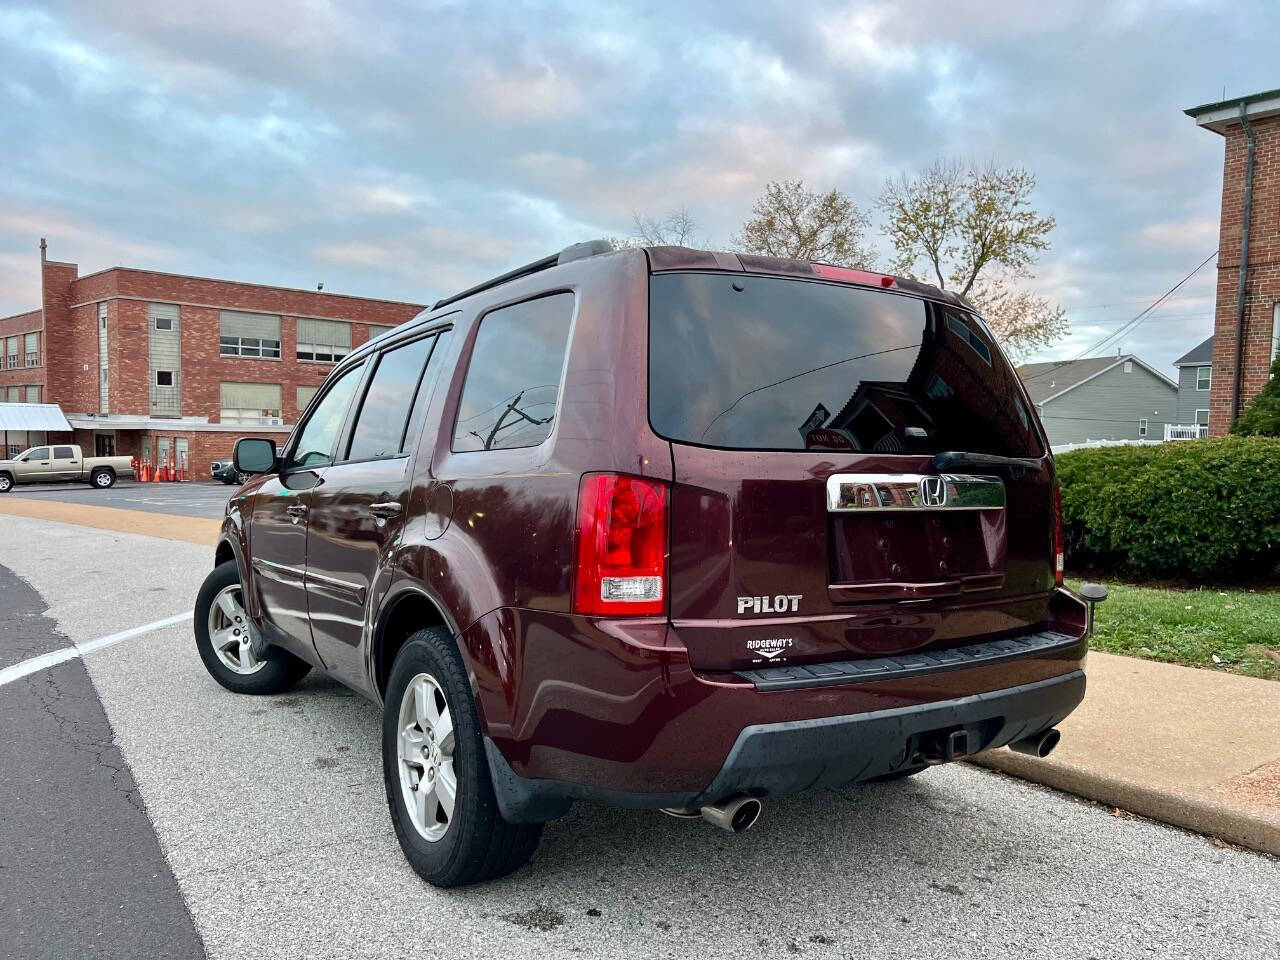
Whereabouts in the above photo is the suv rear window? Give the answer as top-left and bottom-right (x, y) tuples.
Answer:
(648, 273), (1042, 457)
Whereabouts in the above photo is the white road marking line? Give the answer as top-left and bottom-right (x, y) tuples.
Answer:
(0, 611), (193, 689)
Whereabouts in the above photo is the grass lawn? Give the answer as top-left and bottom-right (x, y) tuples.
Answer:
(1069, 579), (1280, 681)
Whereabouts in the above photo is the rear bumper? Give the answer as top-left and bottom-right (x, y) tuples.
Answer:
(473, 589), (1092, 823)
(486, 670), (1084, 822)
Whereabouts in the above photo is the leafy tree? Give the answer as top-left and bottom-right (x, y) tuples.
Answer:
(733, 179), (876, 267)
(1232, 357), (1280, 436)
(878, 159), (1066, 356)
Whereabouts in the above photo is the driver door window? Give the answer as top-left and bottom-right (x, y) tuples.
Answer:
(286, 361), (367, 470)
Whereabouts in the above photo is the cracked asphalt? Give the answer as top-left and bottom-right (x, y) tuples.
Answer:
(1, 514), (1278, 959)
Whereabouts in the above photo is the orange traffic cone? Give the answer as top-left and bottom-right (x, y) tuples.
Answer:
(140, 457), (150, 482)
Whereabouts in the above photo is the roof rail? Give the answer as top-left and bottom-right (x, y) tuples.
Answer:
(431, 238), (614, 310)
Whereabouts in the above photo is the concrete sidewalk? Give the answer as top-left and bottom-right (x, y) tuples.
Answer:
(975, 651), (1280, 856)
(0, 496), (220, 546)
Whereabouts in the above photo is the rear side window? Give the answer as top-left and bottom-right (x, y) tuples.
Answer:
(648, 273), (1042, 457)
(54, 446), (75, 459)
(347, 336), (437, 461)
(452, 293), (573, 452)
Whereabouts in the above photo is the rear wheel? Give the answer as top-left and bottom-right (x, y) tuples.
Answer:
(382, 628), (541, 887)
(194, 561), (311, 695)
(0, 473), (11, 493)
(90, 468), (115, 489)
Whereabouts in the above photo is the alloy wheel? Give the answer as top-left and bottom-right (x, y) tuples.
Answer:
(397, 672), (458, 843)
(206, 584), (265, 675)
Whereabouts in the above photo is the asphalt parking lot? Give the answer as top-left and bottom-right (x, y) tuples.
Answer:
(3, 479), (234, 518)
(1, 516), (1277, 960)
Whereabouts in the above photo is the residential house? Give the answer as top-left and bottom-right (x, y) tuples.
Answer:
(1170, 335), (1214, 438)
(1019, 355), (1178, 450)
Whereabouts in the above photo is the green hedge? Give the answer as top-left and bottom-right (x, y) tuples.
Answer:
(1232, 357), (1280, 437)
(1055, 436), (1280, 579)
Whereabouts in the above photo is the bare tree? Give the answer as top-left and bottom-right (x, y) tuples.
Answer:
(732, 179), (876, 267)
(609, 207), (702, 250)
(878, 159), (1066, 355)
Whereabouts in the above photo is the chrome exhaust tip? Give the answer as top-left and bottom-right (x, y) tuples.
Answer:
(1009, 727), (1061, 758)
(699, 794), (762, 833)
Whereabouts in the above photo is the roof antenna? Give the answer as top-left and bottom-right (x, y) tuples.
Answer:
(317, 282), (324, 291)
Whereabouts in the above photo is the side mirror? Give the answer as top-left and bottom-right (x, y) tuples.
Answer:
(233, 437), (278, 475)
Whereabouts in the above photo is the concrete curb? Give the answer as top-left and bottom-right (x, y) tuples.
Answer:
(972, 750), (1280, 857)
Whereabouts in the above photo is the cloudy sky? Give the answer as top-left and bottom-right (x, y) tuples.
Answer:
(1, 0), (1275, 373)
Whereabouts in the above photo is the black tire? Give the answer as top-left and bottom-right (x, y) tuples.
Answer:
(90, 468), (116, 489)
(194, 561), (312, 695)
(382, 628), (541, 887)
(866, 765), (929, 783)
(0, 472), (11, 493)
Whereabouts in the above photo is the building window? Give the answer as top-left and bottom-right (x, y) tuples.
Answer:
(6, 386), (18, 402)
(368, 323), (394, 341)
(297, 318), (352, 363)
(5, 336), (16, 369)
(24, 332), (38, 367)
(944, 312), (992, 366)
(25, 386), (38, 403)
(219, 311), (282, 359)
(1195, 409), (1209, 427)
(1196, 365), (1211, 390)
(220, 382), (283, 424)
(156, 371), (175, 387)
(297, 385), (319, 412)
(1138, 418), (1148, 437)
(1123, 360), (1133, 373)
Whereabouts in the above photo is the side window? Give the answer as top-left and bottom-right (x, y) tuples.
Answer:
(286, 361), (366, 470)
(28, 447), (49, 460)
(405, 329), (453, 450)
(346, 336), (437, 462)
(452, 294), (573, 452)
(54, 446), (75, 459)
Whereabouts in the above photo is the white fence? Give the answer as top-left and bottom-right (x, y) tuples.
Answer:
(1051, 438), (1164, 454)
(1164, 423), (1209, 441)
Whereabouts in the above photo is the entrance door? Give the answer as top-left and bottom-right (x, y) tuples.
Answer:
(95, 433), (115, 457)
(248, 359), (367, 660)
(306, 332), (447, 692)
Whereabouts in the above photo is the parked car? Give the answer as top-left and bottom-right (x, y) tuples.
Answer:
(194, 241), (1102, 887)
(0, 443), (134, 492)
(210, 459), (248, 485)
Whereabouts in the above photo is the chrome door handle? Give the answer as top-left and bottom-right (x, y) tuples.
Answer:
(370, 502), (403, 527)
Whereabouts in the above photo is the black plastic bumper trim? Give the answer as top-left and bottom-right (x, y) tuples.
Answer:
(735, 629), (1082, 691)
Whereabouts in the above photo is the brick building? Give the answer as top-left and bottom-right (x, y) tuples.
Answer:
(0, 241), (424, 475)
(1186, 89), (1280, 435)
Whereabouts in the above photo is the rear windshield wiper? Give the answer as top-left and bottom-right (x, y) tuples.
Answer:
(931, 451), (1044, 474)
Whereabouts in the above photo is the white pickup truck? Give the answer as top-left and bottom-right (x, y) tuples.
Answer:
(0, 443), (135, 492)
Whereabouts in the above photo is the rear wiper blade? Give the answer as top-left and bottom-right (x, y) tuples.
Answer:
(931, 451), (1044, 473)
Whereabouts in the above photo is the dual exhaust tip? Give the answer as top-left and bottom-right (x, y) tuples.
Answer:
(659, 727), (1060, 833)
(661, 794), (762, 833)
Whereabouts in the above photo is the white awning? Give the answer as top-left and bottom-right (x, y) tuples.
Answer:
(0, 403), (72, 432)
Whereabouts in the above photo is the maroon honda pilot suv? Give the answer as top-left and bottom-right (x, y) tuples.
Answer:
(195, 241), (1101, 886)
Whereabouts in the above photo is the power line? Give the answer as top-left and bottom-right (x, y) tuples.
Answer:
(1022, 250), (1217, 384)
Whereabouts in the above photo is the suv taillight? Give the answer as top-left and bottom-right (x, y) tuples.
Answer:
(574, 473), (668, 617)
(1053, 484), (1064, 587)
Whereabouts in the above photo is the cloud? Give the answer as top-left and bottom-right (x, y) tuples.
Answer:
(2, 0), (1277, 377)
